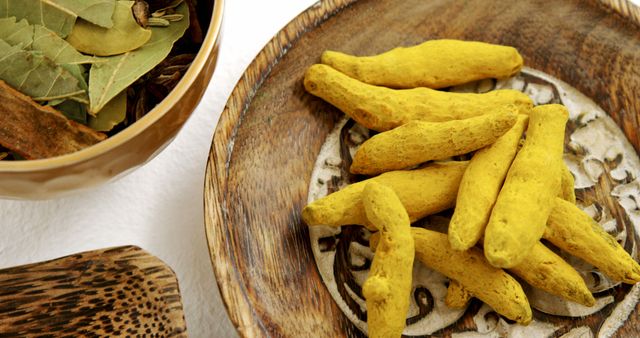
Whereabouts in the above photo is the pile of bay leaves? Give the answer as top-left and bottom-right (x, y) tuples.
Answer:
(0, 0), (201, 160)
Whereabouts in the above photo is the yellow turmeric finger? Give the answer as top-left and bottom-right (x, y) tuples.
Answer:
(449, 114), (528, 251)
(350, 110), (517, 175)
(445, 280), (472, 309)
(321, 39), (523, 89)
(484, 104), (569, 268)
(303, 64), (533, 132)
(362, 182), (414, 338)
(510, 242), (595, 306)
(302, 161), (467, 227)
(559, 163), (577, 204)
(371, 228), (532, 324)
(449, 242), (595, 307)
(544, 198), (640, 284)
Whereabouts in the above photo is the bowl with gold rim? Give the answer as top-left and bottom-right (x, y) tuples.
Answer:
(0, 0), (223, 199)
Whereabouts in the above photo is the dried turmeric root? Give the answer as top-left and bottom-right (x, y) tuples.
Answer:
(446, 241), (595, 308)
(321, 39), (523, 89)
(303, 64), (533, 132)
(302, 161), (467, 227)
(371, 228), (532, 324)
(545, 198), (640, 284)
(361, 182), (414, 338)
(445, 280), (472, 309)
(510, 242), (595, 306)
(484, 104), (569, 268)
(350, 109), (517, 175)
(448, 114), (528, 250)
(559, 163), (577, 204)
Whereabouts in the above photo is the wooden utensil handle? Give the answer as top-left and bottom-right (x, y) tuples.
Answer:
(0, 246), (186, 337)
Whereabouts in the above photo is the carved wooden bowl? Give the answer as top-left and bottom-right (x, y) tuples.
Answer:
(0, 0), (223, 199)
(204, 0), (640, 336)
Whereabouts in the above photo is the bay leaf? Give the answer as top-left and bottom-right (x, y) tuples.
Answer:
(63, 64), (88, 89)
(55, 99), (87, 123)
(0, 0), (76, 38)
(0, 18), (96, 65)
(0, 39), (87, 102)
(50, 0), (116, 28)
(50, 65), (89, 124)
(88, 2), (189, 114)
(61, 64), (90, 104)
(33, 25), (96, 64)
(46, 98), (66, 106)
(0, 17), (31, 45)
(67, 1), (151, 57)
(0, 18), (92, 103)
(88, 91), (126, 131)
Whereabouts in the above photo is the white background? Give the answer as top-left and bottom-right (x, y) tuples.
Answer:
(1, 0), (639, 337)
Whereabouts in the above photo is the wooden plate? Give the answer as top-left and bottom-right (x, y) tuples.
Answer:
(204, 0), (640, 336)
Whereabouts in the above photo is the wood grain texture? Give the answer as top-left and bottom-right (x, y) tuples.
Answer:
(600, 0), (640, 26)
(0, 246), (186, 337)
(204, 0), (640, 336)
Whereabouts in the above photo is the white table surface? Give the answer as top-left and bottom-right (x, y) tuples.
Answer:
(2, 0), (639, 337)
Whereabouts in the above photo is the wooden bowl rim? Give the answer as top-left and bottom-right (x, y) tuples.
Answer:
(0, 0), (225, 172)
(203, 0), (640, 336)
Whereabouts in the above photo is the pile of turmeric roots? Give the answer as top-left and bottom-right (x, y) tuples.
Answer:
(301, 39), (640, 337)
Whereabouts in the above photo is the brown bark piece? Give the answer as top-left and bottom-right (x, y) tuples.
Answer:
(133, 0), (150, 27)
(0, 80), (106, 160)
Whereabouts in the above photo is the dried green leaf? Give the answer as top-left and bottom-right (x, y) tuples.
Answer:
(88, 91), (126, 131)
(0, 0), (76, 38)
(88, 2), (188, 114)
(55, 99), (88, 123)
(0, 18), (96, 65)
(46, 98), (66, 106)
(33, 25), (96, 64)
(51, 0), (116, 28)
(0, 17), (93, 101)
(67, 1), (151, 57)
(63, 64), (88, 89)
(0, 39), (87, 102)
(0, 17), (31, 44)
(59, 64), (90, 106)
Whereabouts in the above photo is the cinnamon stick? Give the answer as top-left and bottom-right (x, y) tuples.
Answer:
(0, 80), (106, 160)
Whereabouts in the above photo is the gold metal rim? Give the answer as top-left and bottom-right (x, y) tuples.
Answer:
(0, 0), (225, 173)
